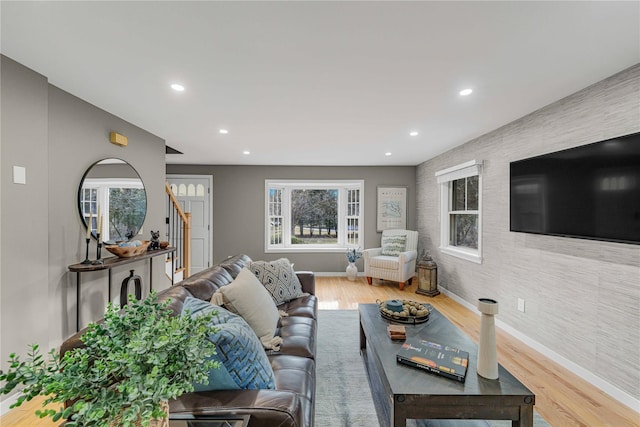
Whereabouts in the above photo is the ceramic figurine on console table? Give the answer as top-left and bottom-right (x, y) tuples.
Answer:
(149, 230), (160, 250)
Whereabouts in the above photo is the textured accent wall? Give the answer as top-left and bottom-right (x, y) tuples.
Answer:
(416, 64), (640, 401)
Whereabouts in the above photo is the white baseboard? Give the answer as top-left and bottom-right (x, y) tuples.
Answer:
(314, 271), (362, 277)
(439, 287), (640, 414)
(0, 392), (20, 417)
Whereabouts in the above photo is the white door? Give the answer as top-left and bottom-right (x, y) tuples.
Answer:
(166, 175), (212, 274)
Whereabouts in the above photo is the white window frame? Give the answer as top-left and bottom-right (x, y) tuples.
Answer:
(265, 180), (364, 253)
(436, 160), (483, 264)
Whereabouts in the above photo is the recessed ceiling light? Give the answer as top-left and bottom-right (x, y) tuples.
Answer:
(171, 83), (185, 92)
(243, 150), (251, 155)
(219, 129), (229, 134)
(409, 131), (419, 137)
(459, 88), (473, 96)
(385, 152), (392, 156)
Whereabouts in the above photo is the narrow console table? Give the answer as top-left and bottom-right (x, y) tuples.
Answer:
(68, 247), (175, 332)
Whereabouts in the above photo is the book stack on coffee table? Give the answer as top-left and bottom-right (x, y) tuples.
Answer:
(387, 324), (406, 340)
(396, 337), (469, 382)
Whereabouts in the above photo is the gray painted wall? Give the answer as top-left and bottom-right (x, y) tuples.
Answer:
(165, 165), (416, 272)
(87, 162), (142, 179)
(0, 56), (168, 407)
(0, 56), (50, 385)
(47, 85), (168, 340)
(416, 64), (640, 401)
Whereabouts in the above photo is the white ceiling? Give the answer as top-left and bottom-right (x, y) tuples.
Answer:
(2, 1), (639, 166)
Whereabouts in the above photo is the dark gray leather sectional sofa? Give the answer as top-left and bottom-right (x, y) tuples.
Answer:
(60, 254), (318, 427)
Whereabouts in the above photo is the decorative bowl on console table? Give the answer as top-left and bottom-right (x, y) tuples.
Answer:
(105, 240), (151, 257)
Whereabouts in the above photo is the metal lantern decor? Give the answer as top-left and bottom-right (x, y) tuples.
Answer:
(416, 253), (440, 297)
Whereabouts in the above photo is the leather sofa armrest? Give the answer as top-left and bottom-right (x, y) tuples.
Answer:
(296, 271), (315, 295)
(170, 389), (305, 427)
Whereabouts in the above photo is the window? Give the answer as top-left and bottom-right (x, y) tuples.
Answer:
(82, 178), (146, 242)
(80, 186), (98, 232)
(265, 180), (364, 252)
(436, 160), (482, 263)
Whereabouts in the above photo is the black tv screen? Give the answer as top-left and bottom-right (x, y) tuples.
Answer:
(510, 132), (640, 245)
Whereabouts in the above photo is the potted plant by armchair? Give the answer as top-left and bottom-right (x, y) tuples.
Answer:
(0, 291), (218, 427)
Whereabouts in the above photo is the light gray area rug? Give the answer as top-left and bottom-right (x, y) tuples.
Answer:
(315, 309), (551, 427)
(316, 310), (377, 426)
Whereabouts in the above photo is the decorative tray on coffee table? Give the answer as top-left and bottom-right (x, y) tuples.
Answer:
(376, 299), (431, 324)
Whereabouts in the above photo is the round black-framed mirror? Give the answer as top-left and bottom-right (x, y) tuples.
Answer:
(78, 158), (147, 242)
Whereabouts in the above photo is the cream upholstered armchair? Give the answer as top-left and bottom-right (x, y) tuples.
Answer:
(363, 229), (418, 290)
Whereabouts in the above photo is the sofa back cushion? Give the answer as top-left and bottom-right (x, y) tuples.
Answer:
(156, 286), (195, 316)
(180, 266), (234, 301)
(219, 254), (253, 278)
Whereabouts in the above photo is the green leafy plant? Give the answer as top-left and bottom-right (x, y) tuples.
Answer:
(0, 291), (218, 426)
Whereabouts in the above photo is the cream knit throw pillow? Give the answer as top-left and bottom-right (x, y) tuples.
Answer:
(211, 268), (282, 350)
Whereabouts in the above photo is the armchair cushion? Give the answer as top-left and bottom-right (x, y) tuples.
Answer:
(381, 234), (407, 256)
(367, 255), (401, 270)
(367, 250), (417, 270)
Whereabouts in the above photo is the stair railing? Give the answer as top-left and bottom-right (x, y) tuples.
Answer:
(165, 182), (191, 280)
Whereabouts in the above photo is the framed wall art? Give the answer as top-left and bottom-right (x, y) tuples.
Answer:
(376, 186), (407, 231)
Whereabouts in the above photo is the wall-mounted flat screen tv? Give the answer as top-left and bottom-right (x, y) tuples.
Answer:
(510, 132), (640, 245)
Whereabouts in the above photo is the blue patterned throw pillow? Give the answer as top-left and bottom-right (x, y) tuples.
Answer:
(381, 235), (407, 256)
(181, 297), (276, 391)
(248, 258), (304, 305)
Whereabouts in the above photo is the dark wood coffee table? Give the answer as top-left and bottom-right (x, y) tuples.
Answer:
(359, 303), (535, 427)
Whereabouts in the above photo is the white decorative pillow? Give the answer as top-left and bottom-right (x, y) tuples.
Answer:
(211, 268), (282, 350)
(248, 258), (304, 305)
(381, 235), (407, 256)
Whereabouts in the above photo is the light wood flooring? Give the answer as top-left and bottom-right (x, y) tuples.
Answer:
(2, 276), (639, 426)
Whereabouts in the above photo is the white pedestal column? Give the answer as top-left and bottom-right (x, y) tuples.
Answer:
(477, 298), (499, 379)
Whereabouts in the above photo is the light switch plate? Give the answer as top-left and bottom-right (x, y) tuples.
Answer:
(13, 166), (26, 184)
